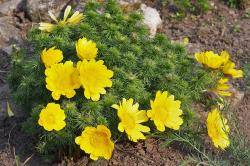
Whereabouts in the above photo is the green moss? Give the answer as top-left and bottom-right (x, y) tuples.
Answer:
(8, 0), (219, 161)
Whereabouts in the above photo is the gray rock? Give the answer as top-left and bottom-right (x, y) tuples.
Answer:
(0, 83), (25, 124)
(0, 85), (10, 122)
(26, 0), (70, 22)
(73, 0), (87, 12)
(0, 0), (23, 16)
(0, 16), (22, 49)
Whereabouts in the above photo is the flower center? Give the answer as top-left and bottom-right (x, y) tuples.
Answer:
(46, 113), (56, 124)
(122, 113), (135, 130)
(82, 68), (102, 87)
(90, 132), (108, 148)
(154, 104), (168, 122)
(56, 71), (77, 90)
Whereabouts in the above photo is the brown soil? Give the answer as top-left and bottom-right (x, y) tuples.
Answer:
(0, 118), (47, 166)
(234, 93), (250, 143)
(0, 0), (250, 165)
(58, 139), (187, 166)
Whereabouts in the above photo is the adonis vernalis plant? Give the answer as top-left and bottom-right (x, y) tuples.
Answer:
(8, 0), (242, 162)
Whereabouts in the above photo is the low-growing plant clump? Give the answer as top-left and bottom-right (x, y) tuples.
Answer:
(8, 0), (244, 163)
(160, 0), (210, 16)
(225, 0), (247, 8)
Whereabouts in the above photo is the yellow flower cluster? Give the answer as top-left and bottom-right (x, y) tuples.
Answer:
(211, 78), (232, 97)
(38, 34), (184, 158)
(111, 91), (183, 143)
(40, 37), (113, 101)
(195, 50), (243, 78)
(39, 6), (84, 32)
(77, 91), (184, 160)
(195, 50), (243, 97)
(38, 36), (115, 160)
(195, 51), (234, 149)
(37, 6), (238, 160)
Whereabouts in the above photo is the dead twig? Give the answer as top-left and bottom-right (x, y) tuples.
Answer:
(22, 154), (34, 166)
(13, 147), (19, 166)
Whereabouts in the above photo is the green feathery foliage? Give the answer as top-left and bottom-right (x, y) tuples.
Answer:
(8, 0), (219, 161)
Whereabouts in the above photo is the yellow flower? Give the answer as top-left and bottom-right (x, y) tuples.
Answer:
(77, 60), (113, 101)
(182, 37), (189, 46)
(76, 37), (98, 60)
(38, 103), (66, 131)
(39, 6), (83, 32)
(222, 61), (243, 78)
(194, 51), (228, 69)
(219, 51), (243, 78)
(75, 125), (114, 160)
(65, 11), (83, 24)
(45, 61), (81, 100)
(147, 91), (183, 132)
(38, 23), (56, 33)
(41, 47), (63, 68)
(207, 108), (230, 149)
(211, 78), (232, 97)
(112, 98), (150, 142)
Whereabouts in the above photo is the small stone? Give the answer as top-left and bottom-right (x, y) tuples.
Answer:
(140, 4), (162, 38)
